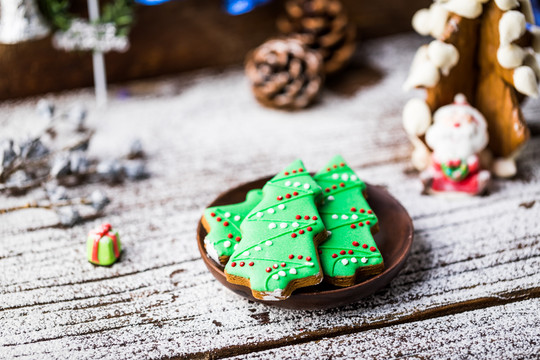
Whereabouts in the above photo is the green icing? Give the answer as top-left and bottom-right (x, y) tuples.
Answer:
(203, 189), (264, 264)
(224, 159), (325, 299)
(313, 155), (383, 279)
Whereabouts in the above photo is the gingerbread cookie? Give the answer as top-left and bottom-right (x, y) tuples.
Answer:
(313, 155), (384, 287)
(224, 159), (326, 301)
(202, 189), (263, 265)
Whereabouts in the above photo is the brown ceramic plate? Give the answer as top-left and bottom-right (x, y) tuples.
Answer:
(197, 176), (414, 310)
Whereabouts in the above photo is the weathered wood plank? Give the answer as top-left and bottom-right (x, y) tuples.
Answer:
(1, 33), (539, 359)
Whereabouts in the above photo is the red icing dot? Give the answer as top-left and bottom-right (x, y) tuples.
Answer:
(249, 262), (254, 266)
(307, 227), (313, 231)
(327, 168), (331, 171)
(299, 168), (304, 172)
(304, 215), (310, 220)
(360, 209), (365, 213)
(227, 233), (233, 238)
(216, 217), (222, 222)
(340, 183), (345, 187)
(332, 253), (337, 258)
(291, 233), (297, 238)
(348, 250), (353, 255)
(289, 254), (294, 259)
(277, 196), (283, 201)
(350, 224), (356, 229)
(273, 264), (278, 269)
(325, 188), (330, 192)
(352, 241), (360, 246)
(296, 215), (301, 220)
(210, 212), (216, 217)
(370, 246), (376, 252)
(332, 185), (337, 189)
(292, 170), (297, 174)
(223, 221), (229, 227)
(367, 210), (373, 214)
(266, 267), (271, 272)
(333, 165), (337, 168)
(293, 191), (299, 196)
(366, 220), (371, 225)
(351, 207), (357, 212)
(284, 171), (290, 175)
(340, 250), (346, 255)
(235, 236), (241, 242)
(281, 263), (286, 267)
(312, 216), (317, 220)
(299, 230), (305, 234)
(362, 244), (368, 249)
(231, 262), (237, 267)
(306, 256), (312, 261)
(359, 222), (364, 227)
(340, 162), (345, 167)
(298, 255), (303, 259)
(239, 262), (245, 267)
(285, 193), (292, 199)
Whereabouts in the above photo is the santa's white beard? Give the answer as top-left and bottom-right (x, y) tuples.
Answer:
(426, 121), (488, 163)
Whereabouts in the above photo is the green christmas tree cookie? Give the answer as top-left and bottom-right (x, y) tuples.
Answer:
(86, 223), (122, 266)
(202, 189), (264, 265)
(225, 159), (326, 301)
(314, 155), (384, 287)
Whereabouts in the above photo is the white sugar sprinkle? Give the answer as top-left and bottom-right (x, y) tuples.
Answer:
(224, 212), (231, 218)
(267, 208), (275, 214)
(351, 257), (358, 263)
(278, 271), (286, 277)
(292, 222), (299, 228)
(289, 268), (297, 275)
(278, 204), (285, 210)
(224, 241), (231, 248)
(332, 214), (338, 219)
(280, 223), (288, 229)
(361, 257), (368, 263)
(269, 223), (277, 229)
(234, 215), (241, 221)
(265, 241), (273, 246)
(342, 259), (349, 265)
(272, 274), (279, 280)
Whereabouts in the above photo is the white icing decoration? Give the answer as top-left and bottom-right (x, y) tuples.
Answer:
(332, 174), (339, 180)
(494, 0), (519, 11)
(206, 242), (220, 263)
(234, 215), (241, 221)
(224, 212), (231, 218)
(292, 222), (299, 228)
(284, 180), (291, 186)
(303, 183), (310, 189)
(342, 215), (349, 220)
(341, 259), (349, 266)
(280, 223), (288, 229)
(361, 257), (368, 264)
(268, 223), (277, 229)
(243, 251), (250, 256)
(403, 98), (432, 136)
(403, 45), (440, 91)
(265, 241), (273, 246)
(272, 274), (279, 280)
(497, 44), (525, 69)
(514, 66), (539, 98)
(256, 212), (263, 218)
(224, 241), (231, 248)
(234, 244), (238, 250)
(332, 214), (339, 219)
(255, 246), (262, 251)
(351, 257), (358, 263)
(327, 231), (332, 236)
(289, 268), (297, 275)
(412, 3), (449, 38)
(443, 0), (483, 19)
(341, 174), (349, 181)
(278, 271), (286, 277)
(327, 196), (335, 201)
(427, 40), (459, 76)
(305, 262), (314, 267)
(293, 181), (301, 187)
(278, 204), (285, 210)
(499, 11), (526, 45)
(267, 208), (275, 214)
(352, 214), (359, 220)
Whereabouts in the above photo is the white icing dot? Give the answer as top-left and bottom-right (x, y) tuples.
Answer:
(328, 196), (335, 201)
(265, 241), (273, 246)
(341, 259), (349, 266)
(267, 208), (275, 214)
(272, 274), (279, 280)
(256, 212), (263, 218)
(255, 246), (262, 251)
(332, 214), (338, 219)
(361, 257), (368, 263)
(332, 174), (339, 179)
(293, 182), (301, 187)
(327, 231), (332, 236)
(234, 244), (238, 250)
(224, 241), (231, 248)
(292, 222), (299, 228)
(351, 257), (358, 263)
(285, 180), (292, 186)
(278, 204), (285, 210)
(303, 183), (310, 189)
(234, 215), (241, 221)
(278, 271), (286, 277)
(243, 251), (250, 256)
(268, 223), (277, 229)
(342, 174), (349, 181)
(289, 268), (297, 275)
(351, 175), (357, 181)
(342, 215), (349, 220)
(352, 214), (359, 220)
(224, 212), (231, 218)
(280, 223), (288, 229)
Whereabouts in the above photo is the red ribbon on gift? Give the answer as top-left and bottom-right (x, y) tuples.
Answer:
(91, 223), (120, 264)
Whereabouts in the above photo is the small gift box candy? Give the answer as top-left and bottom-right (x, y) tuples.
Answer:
(87, 223), (122, 266)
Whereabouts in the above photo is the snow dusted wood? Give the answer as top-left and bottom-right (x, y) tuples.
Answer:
(1, 33), (539, 359)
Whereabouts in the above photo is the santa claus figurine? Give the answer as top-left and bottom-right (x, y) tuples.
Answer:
(421, 94), (491, 196)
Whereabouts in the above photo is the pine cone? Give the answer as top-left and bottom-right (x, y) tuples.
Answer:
(277, 0), (357, 74)
(245, 38), (324, 110)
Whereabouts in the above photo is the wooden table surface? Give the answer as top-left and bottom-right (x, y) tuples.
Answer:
(1, 33), (539, 359)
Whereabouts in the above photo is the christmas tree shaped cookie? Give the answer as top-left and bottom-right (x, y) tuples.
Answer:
(202, 189), (264, 265)
(314, 155), (384, 287)
(224, 160), (326, 301)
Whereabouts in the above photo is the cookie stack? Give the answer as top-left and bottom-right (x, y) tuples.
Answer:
(202, 155), (384, 301)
